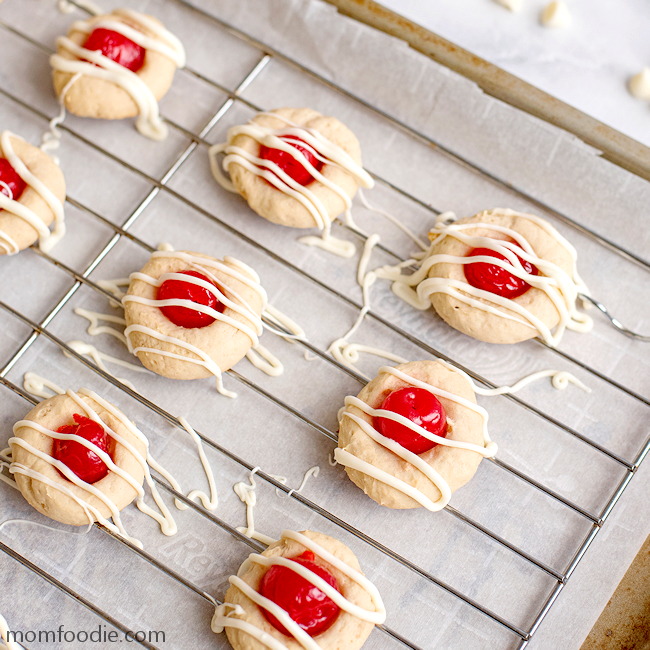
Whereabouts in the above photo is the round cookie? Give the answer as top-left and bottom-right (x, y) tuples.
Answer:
(123, 251), (266, 381)
(10, 389), (146, 526)
(51, 9), (184, 137)
(423, 209), (580, 344)
(337, 360), (495, 510)
(215, 107), (369, 229)
(0, 131), (65, 255)
(213, 530), (384, 650)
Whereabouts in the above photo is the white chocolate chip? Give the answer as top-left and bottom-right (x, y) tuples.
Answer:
(494, 0), (523, 12)
(628, 67), (650, 100)
(540, 1), (572, 28)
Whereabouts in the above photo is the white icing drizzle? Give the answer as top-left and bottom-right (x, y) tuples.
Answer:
(357, 188), (428, 251)
(97, 277), (130, 303)
(208, 112), (374, 258)
(41, 72), (81, 161)
(23, 371), (64, 399)
(212, 530), (386, 648)
(336, 364), (497, 511)
(378, 210), (593, 347)
(0, 131), (65, 255)
(178, 417), (218, 510)
(66, 340), (147, 391)
(9, 387), (188, 546)
(57, 0), (102, 15)
(0, 614), (22, 650)
(234, 466), (320, 545)
(50, 10), (185, 140)
(474, 368), (591, 395)
(74, 307), (128, 344)
(122, 251), (272, 398)
(233, 467), (274, 545)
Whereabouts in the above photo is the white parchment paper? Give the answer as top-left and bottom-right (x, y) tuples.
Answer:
(0, 0), (647, 649)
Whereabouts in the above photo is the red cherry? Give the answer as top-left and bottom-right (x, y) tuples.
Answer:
(83, 28), (145, 72)
(375, 387), (447, 455)
(0, 158), (27, 201)
(157, 270), (225, 329)
(259, 136), (324, 186)
(465, 246), (539, 299)
(52, 414), (110, 484)
(258, 550), (341, 637)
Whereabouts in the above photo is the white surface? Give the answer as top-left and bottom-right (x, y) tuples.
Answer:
(377, 0), (650, 146)
(0, 1), (648, 649)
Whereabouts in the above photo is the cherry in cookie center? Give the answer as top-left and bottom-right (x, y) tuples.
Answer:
(375, 386), (448, 455)
(259, 550), (341, 637)
(259, 135), (325, 186)
(52, 413), (111, 484)
(465, 244), (539, 299)
(0, 158), (27, 201)
(82, 27), (145, 72)
(157, 270), (226, 329)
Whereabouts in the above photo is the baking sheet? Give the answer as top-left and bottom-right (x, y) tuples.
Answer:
(0, 0), (648, 648)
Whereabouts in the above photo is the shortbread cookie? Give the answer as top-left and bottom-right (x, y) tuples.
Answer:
(10, 389), (146, 526)
(212, 530), (385, 650)
(123, 251), (266, 387)
(418, 209), (591, 345)
(209, 107), (373, 230)
(0, 131), (65, 255)
(336, 360), (497, 510)
(51, 8), (185, 139)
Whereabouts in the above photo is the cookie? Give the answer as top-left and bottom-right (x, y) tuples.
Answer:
(123, 251), (266, 390)
(50, 8), (185, 140)
(415, 209), (591, 345)
(0, 131), (66, 255)
(9, 388), (146, 526)
(212, 530), (385, 649)
(336, 360), (497, 510)
(209, 108), (373, 230)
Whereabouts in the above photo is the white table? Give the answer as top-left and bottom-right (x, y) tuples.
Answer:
(377, 0), (650, 147)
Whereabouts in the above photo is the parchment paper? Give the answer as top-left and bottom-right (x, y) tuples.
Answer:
(0, 0), (648, 648)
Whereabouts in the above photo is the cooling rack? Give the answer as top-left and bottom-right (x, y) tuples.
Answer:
(0, 0), (648, 648)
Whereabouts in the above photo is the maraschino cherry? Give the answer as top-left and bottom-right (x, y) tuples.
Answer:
(259, 136), (323, 186)
(52, 414), (110, 484)
(375, 387), (447, 455)
(259, 550), (341, 637)
(157, 270), (225, 329)
(465, 245), (539, 299)
(0, 159), (26, 201)
(83, 28), (145, 72)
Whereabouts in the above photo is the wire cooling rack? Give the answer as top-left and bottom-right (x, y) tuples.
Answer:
(0, 0), (649, 648)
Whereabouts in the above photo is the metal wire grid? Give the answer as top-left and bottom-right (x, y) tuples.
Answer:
(0, 0), (647, 648)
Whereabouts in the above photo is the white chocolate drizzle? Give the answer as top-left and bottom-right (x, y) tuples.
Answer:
(8, 376), (219, 547)
(209, 112), (374, 258)
(336, 364), (497, 511)
(234, 465), (320, 545)
(71, 255), (303, 398)
(41, 72), (81, 161)
(122, 251), (270, 398)
(50, 10), (185, 140)
(378, 209), (593, 347)
(211, 530), (386, 648)
(57, 0), (102, 15)
(0, 131), (66, 255)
